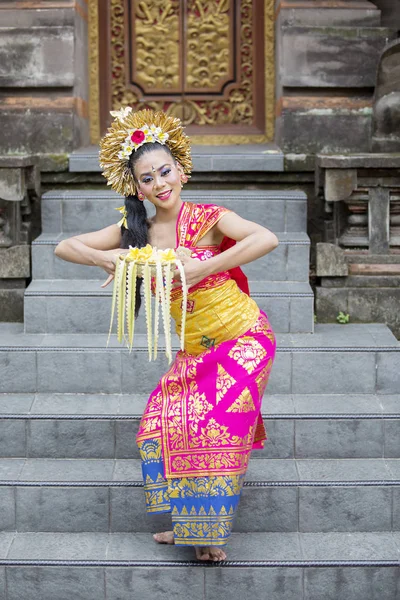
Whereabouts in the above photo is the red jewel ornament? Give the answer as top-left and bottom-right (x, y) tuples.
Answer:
(131, 130), (145, 144)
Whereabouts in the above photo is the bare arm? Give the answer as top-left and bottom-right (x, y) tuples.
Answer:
(54, 224), (127, 284)
(179, 212), (278, 287)
(206, 212), (278, 274)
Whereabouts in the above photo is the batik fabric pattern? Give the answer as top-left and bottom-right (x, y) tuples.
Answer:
(136, 202), (276, 546)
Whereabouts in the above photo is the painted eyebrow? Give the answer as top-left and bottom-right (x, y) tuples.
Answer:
(139, 164), (171, 178)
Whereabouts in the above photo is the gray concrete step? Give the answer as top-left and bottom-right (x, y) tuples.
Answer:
(24, 280), (314, 334)
(41, 189), (307, 233)
(0, 457), (399, 534)
(0, 531), (399, 600)
(0, 392), (398, 460)
(0, 323), (398, 396)
(32, 231), (310, 282)
(69, 144), (285, 172)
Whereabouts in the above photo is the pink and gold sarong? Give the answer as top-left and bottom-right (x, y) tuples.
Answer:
(136, 202), (276, 546)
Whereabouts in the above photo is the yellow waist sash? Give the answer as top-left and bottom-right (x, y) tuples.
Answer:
(170, 279), (260, 356)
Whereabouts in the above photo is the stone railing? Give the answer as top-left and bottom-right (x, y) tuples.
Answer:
(315, 153), (400, 336)
(0, 156), (40, 321)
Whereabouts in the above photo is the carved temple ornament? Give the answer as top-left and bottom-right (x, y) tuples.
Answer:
(88, 0), (275, 143)
(0, 157), (40, 249)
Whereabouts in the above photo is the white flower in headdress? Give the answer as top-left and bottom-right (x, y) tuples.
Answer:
(157, 131), (169, 144)
(110, 106), (132, 121)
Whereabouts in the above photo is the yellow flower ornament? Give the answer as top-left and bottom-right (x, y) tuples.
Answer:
(107, 245), (190, 362)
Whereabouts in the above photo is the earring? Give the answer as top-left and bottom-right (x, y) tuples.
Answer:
(137, 191), (145, 201)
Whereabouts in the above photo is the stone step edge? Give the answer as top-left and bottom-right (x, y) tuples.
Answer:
(1, 346), (398, 353)
(0, 557), (397, 568)
(25, 290), (314, 299)
(42, 190), (308, 201)
(32, 236), (310, 246)
(0, 412), (399, 420)
(1, 479), (400, 488)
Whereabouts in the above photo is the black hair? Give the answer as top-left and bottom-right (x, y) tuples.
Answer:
(120, 142), (176, 317)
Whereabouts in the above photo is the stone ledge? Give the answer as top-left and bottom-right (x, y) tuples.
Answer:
(69, 145), (285, 173)
(317, 153), (400, 169)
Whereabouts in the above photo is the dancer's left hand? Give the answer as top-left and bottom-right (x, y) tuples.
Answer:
(173, 254), (208, 289)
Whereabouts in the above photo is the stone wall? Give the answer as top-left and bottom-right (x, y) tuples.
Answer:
(0, 0), (89, 171)
(275, 0), (397, 154)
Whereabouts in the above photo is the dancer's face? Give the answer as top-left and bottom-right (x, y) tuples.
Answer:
(134, 148), (183, 209)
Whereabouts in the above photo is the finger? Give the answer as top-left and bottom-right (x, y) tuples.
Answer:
(101, 274), (114, 288)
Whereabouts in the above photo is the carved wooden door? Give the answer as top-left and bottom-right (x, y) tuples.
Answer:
(95, 0), (273, 143)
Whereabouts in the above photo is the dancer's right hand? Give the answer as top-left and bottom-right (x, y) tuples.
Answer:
(99, 249), (130, 288)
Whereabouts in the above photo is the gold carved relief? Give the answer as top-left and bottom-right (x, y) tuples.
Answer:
(134, 1), (181, 91)
(186, 0), (231, 90)
(89, 0), (275, 144)
(88, 0), (100, 142)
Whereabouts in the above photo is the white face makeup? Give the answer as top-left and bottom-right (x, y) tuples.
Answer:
(134, 148), (183, 208)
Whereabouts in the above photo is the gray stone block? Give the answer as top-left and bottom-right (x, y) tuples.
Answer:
(0, 420), (26, 457)
(0, 532), (14, 559)
(263, 352), (291, 395)
(16, 487), (109, 532)
(299, 486), (392, 532)
(110, 488), (172, 533)
(7, 531), (109, 559)
(377, 353), (400, 394)
(259, 297), (290, 333)
(384, 421), (400, 458)
(0, 288), (25, 322)
(6, 566), (105, 600)
(300, 531), (398, 561)
(258, 419), (295, 458)
(20, 458), (115, 481)
(0, 246), (30, 278)
(23, 296), (48, 334)
(278, 4), (381, 27)
(295, 419), (383, 458)
(234, 487), (298, 532)
(121, 351), (171, 394)
(115, 420), (140, 459)
(296, 458), (393, 481)
(205, 567), (303, 600)
(0, 8), (75, 28)
(0, 110), (76, 155)
(41, 197), (62, 233)
(0, 457), (25, 480)
(0, 27), (74, 87)
(286, 199), (307, 232)
(27, 419), (116, 458)
(0, 488), (15, 531)
(0, 567), (4, 600)
(290, 297), (314, 333)
(106, 567), (204, 600)
(277, 112), (372, 155)
(37, 350), (122, 393)
(392, 487), (400, 530)
(287, 243), (310, 281)
(303, 566), (399, 600)
(292, 352), (376, 394)
(281, 26), (392, 88)
(0, 351), (36, 392)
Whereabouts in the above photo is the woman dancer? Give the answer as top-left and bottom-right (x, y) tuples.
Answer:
(54, 109), (278, 562)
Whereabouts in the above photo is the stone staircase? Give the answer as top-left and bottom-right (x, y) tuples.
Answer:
(0, 160), (400, 598)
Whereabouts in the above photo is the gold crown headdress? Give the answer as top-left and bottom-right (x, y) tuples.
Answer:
(99, 107), (193, 197)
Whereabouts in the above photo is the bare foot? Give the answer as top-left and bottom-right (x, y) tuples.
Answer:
(195, 546), (227, 562)
(153, 531), (175, 544)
